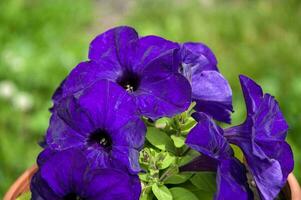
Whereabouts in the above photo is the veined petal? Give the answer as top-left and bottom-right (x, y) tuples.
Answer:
(180, 154), (218, 172)
(181, 42), (218, 73)
(186, 113), (233, 160)
(111, 146), (141, 174)
(215, 159), (253, 200)
(89, 26), (138, 67)
(180, 42), (233, 123)
(39, 149), (87, 196)
(224, 75), (294, 200)
(77, 80), (141, 130)
(136, 72), (191, 119)
(254, 94), (289, 141)
(31, 171), (61, 200)
(130, 35), (180, 72)
(46, 113), (86, 151)
(48, 80), (146, 173)
(192, 71), (233, 123)
(52, 60), (121, 104)
(83, 169), (141, 200)
(31, 149), (141, 200)
(239, 75), (264, 115)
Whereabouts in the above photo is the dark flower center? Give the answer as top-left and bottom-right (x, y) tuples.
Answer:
(88, 129), (112, 150)
(63, 193), (84, 200)
(117, 71), (140, 92)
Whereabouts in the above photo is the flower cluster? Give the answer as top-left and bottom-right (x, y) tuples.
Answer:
(30, 26), (294, 200)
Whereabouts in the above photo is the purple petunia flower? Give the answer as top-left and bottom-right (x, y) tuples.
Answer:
(180, 42), (233, 123)
(181, 112), (252, 200)
(224, 75), (294, 200)
(31, 149), (141, 200)
(46, 79), (146, 174)
(52, 26), (191, 120)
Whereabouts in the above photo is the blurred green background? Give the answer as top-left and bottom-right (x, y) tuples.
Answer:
(0, 0), (300, 197)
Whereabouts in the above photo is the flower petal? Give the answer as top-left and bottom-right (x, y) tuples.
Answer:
(77, 80), (141, 130)
(52, 60), (120, 104)
(256, 140), (294, 184)
(111, 146), (141, 174)
(215, 159), (253, 200)
(89, 26), (138, 66)
(46, 113), (86, 150)
(237, 139), (283, 200)
(130, 35), (180, 72)
(31, 171), (60, 200)
(181, 42), (218, 72)
(112, 118), (146, 149)
(83, 169), (141, 200)
(49, 80), (146, 173)
(239, 75), (264, 115)
(186, 113), (233, 161)
(254, 94), (289, 141)
(180, 154), (218, 172)
(192, 71), (233, 123)
(224, 75), (294, 200)
(39, 149), (87, 196)
(181, 43), (233, 123)
(134, 50), (191, 119)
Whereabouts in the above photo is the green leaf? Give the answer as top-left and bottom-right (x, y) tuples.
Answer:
(140, 185), (153, 200)
(178, 182), (213, 200)
(178, 149), (199, 166)
(152, 183), (173, 200)
(193, 190), (214, 200)
(171, 135), (185, 148)
(231, 144), (244, 162)
(180, 117), (196, 133)
(139, 173), (149, 182)
(155, 117), (170, 129)
(190, 172), (216, 192)
(170, 187), (198, 200)
(16, 192), (31, 200)
(164, 172), (193, 184)
(158, 152), (176, 169)
(146, 127), (175, 153)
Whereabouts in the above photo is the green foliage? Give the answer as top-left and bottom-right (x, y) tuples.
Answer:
(164, 173), (192, 185)
(190, 172), (216, 193)
(169, 187), (198, 200)
(16, 191), (31, 200)
(146, 127), (175, 153)
(152, 184), (173, 200)
(140, 112), (219, 199)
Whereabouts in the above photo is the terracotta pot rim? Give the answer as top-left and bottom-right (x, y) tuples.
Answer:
(4, 165), (38, 200)
(4, 165), (301, 200)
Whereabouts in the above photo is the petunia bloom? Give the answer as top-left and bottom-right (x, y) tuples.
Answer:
(181, 112), (252, 200)
(180, 42), (233, 123)
(46, 79), (146, 174)
(224, 75), (294, 200)
(52, 26), (191, 120)
(31, 149), (141, 200)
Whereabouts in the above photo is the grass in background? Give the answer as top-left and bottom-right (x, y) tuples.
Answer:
(0, 0), (300, 197)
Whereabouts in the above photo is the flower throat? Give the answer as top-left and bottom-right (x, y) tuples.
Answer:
(64, 193), (84, 200)
(117, 71), (140, 92)
(88, 129), (112, 150)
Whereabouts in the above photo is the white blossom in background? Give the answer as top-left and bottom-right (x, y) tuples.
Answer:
(2, 50), (25, 72)
(12, 92), (34, 112)
(0, 80), (16, 100)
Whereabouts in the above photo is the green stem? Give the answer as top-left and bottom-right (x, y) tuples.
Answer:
(180, 147), (191, 157)
(159, 165), (178, 182)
